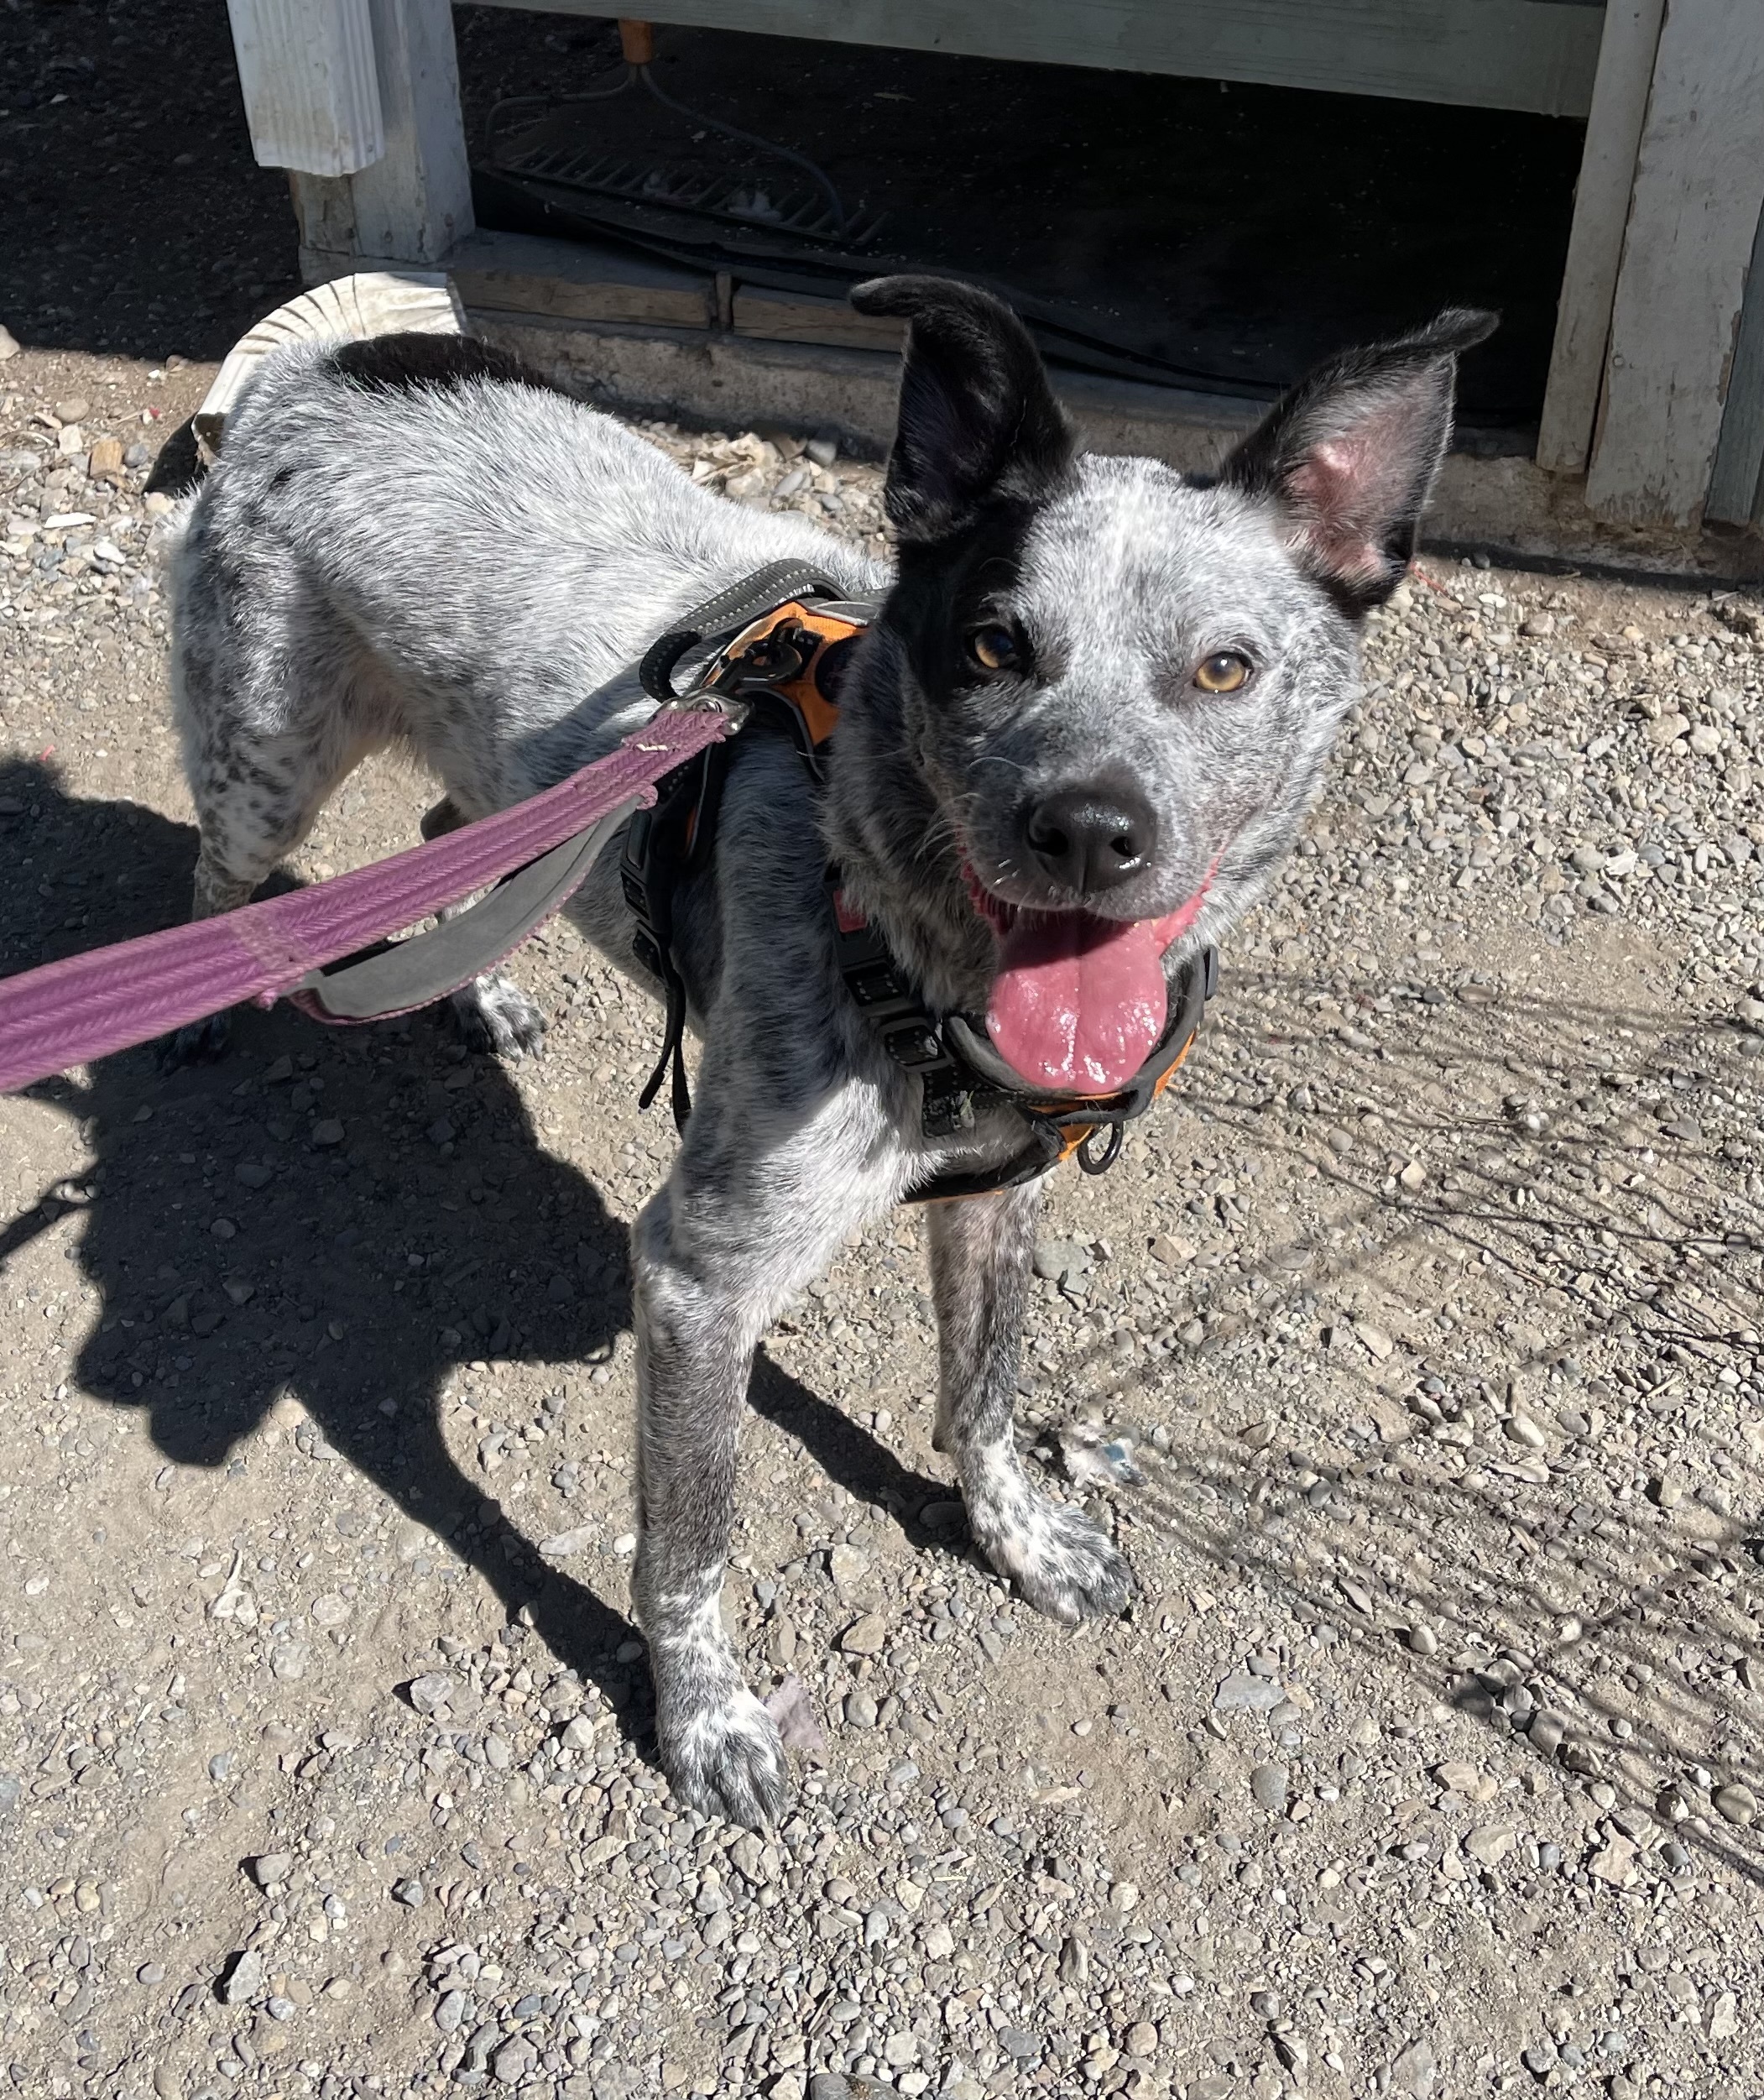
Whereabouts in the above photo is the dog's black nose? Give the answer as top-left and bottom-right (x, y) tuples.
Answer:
(1023, 786), (1156, 896)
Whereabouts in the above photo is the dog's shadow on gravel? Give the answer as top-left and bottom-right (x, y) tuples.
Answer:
(3, 759), (952, 1735)
(0, 763), (639, 1720)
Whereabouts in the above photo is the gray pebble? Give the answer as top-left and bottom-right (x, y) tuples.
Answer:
(1391, 2036), (1436, 2098)
(1528, 1711), (1567, 1758)
(1031, 1238), (1089, 1282)
(1250, 1762), (1290, 1812)
(1213, 1670), (1285, 1714)
(407, 1670), (455, 1715)
(1713, 1782), (1756, 1826)
(217, 1948), (263, 2006)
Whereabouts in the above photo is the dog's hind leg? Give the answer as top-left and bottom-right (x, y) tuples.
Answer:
(161, 732), (373, 1068)
(928, 1183), (1132, 1624)
(416, 794), (549, 1058)
(164, 614), (386, 1067)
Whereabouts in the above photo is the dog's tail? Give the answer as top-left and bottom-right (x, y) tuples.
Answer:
(142, 420), (206, 589)
(146, 494), (198, 586)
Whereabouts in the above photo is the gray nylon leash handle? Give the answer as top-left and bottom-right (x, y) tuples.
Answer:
(295, 803), (634, 1021)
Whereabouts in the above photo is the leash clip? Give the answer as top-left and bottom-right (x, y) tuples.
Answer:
(646, 687), (752, 734)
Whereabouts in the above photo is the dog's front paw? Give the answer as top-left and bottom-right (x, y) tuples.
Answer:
(447, 973), (546, 1058)
(973, 1493), (1132, 1626)
(158, 1011), (232, 1071)
(657, 1683), (787, 1828)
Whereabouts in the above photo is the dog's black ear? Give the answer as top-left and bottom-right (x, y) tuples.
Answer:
(1222, 308), (1498, 612)
(850, 274), (1076, 542)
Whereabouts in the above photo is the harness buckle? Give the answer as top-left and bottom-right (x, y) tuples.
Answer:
(921, 1073), (976, 1138)
(881, 1021), (948, 1071)
(646, 687), (753, 734)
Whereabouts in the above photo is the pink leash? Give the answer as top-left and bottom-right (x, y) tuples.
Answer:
(0, 708), (732, 1095)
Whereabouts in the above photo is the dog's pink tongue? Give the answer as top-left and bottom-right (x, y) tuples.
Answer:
(986, 912), (1167, 1093)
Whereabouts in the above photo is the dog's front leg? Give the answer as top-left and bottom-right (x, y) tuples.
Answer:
(929, 1184), (1131, 1624)
(629, 1179), (786, 1826)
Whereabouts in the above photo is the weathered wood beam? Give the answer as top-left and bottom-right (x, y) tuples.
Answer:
(1584, 0), (1764, 527)
(226, 0), (385, 177)
(1705, 202), (1764, 530)
(463, 0), (1604, 117)
(289, 0), (474, 269)
(1536, 0), (1663, 476)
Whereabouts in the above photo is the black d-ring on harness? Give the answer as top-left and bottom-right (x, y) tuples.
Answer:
(618, 562), (1218, 1204)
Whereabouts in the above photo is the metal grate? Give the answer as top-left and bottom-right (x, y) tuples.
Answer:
(492, 139), (885, 248)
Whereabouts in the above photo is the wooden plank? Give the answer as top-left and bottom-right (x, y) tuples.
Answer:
(1705, 201), (1764, 527)
(226, 0), (384, 177)
(1585, 0), (1764, 526)
(732, 287), (905, 352)
(347, 0), (473, 263)
(1535, 0), (1663, 473)
(290, 173), (362, 259)
(294, 0), (472, 267)
(445, 229), (714, 327)
(467, 0), (1604, 116)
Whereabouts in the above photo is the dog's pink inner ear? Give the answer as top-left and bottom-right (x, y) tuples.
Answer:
(1281, 382), (1439, 588)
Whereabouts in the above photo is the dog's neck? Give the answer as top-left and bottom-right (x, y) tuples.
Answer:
(822, 628), (999, 1019)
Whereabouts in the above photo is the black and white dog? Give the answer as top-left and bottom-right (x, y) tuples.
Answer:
(166, 277), (1492, 1823)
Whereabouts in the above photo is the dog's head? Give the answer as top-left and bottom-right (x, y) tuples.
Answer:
(848, 275), (1495, 1096)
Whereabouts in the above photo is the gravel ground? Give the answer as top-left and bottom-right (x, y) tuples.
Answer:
(3, 342), (1763, 2100)
(6, 8), (1764, 2100)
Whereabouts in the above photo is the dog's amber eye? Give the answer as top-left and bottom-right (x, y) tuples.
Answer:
(1195, 650), (1252, 693)
(967, 625), (1020, 672)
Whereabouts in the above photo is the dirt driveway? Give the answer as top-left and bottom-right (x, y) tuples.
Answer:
(3, 6), (1764, 2100)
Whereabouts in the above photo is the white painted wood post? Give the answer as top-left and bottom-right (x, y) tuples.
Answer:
(227, 0), (385, 177)
(1535, 0), (1663, 475)
(349, 0), (475, 263)
(285, 0), (475, 272)
(1584, 0), (1764, 527)
(1704, 202), (1764, 529)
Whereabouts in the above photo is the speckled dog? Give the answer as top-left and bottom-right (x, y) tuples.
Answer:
(166, 278), (1492, 1823)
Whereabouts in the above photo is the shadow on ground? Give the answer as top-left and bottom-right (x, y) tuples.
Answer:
(1043, 953), (1764, 1887)
(1, 1), (305, 363)
(0, 757), (947, 1744)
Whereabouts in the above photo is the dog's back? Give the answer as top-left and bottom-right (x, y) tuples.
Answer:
(175, 336), (878, 804)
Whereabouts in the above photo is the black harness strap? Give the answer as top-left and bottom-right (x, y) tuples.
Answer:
(619, 562), (1219, 1204)
(624, 562), (866, 1128)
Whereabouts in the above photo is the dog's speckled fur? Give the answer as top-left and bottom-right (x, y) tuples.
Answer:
(166, 279), (1491, 1823)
